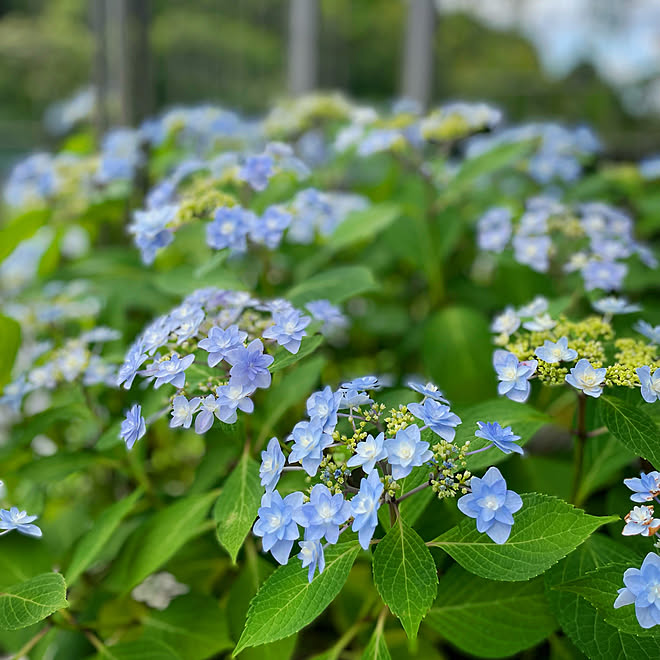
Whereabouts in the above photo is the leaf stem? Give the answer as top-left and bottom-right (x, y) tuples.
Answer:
(395, 476), (434, 504)
(570, 393), (587, 504)
(11, 625), (50, 659)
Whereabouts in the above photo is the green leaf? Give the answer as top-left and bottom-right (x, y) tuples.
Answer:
(423, 306), (495, 404)
(556, 562), (660, 638)
(105, 491), (217, 592)
(0, 208), (50, 262)
(397, 467), (434, 527)
(287, 266), (378, 306)
(92, 638), (182, 660)
(17, 451), (99, 482)
(143, 594), (234, 659)
(544, 535), (659, 658)
(235, 542), (360, 654)
(600, 395), (660, 467)
(0, 314), (21, 390)
(0, 535), (52, 589)
(361, 618), (391, 660)
(0, 573), (69, 631)
(270, 335), (324, 372)
(329, 204), (400, 252)
(372, 518), (437, 639)
(66, 489), (143, 585)
(426, 564), (557, 658)
(429, 493), (618, 581)
(453, 398), (551, 471)
(214, 453), (263, 562)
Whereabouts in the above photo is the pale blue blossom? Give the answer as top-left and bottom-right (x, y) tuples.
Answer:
(198, 325), (247, 367)
(214, 382), (255, 423)
(346, 432), (387, 474)
(306, 386), (342, 433)
(351, 471), (384, 550)
(384, 425), (432, 480)
(614, 552), (660, 629)
(407, 399), (461, 442)
(298, 540), (325, 582)
(260, 437), (285, 492)
(535, 337), (578, 364)
(120, 404), (146, 449)
(225, 339), (273, 390)
(0, 507), (42, 538)
(622, 506), (660, 537)
(565, 359), (606, 398)
(262, 309), (311, 354)
(288, 419), (333, 476)
(170, 395), (201, 429)
(253, 491), (305, 565)
(493, 350), (537, 403)
(637, 366), (660, 403)
(300, 484), (350, 544)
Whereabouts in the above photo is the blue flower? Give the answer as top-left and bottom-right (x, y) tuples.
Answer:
(384, 425), (433, 480)
(581, 260), (627, 291)
(341, 376), (380, 391)
(512, 235), (551, 273)
(96, 128), (142, 183)
(238, 154), (274, 191)
(194, 395), (221, 434)
(250, 206), (291, 249)
(635, 321), (660, 345)
(339, 389), (373, 409)
(491, 307), (520, 336)
(206, 206), (253, 253)
(457, 466), (522, 544)
(260, 437), (285, 492)
(475, 421), (523, 455)
(357, 129), (402, 156)
(477, 207), (512, 253)
(0, 507), (42, 538)
(637, 366), (660, 403)
(592, 297), (641, 316)
(306, 299), (347, 336)
(493, 350), (537, 403)
(306, 386), (342, 433)
(347, 432), (387, 474)
(301, 484), (350, 544)
(225, 339), (274, 390)
(351, 471), (384, 549)
(565, 359), (606, 398)
(407, 380), (448, 403)
(148, 353), (195, 390)
(407, 399), (461, 442)
(298, 540), (325, 582)
(262, 309), (311, 354)
(624, 471), (660, 503)
(253, 490), (305, 565)
(288, 419), (333, 476)
(614, 552), (660, 629)
(517, 296), (548, 318)
(198, 325), (247, 367)
(170, 395), (201, 429)
(117, 343), (148, 389)
(140, 317), (172, 356)
(120, 403), (146, 450)
(214, 381), (255, 423)
(622, 506), (660, 537)
(522, 313), (556, 332)
(535, 337), (578, 364)
(128, 205), (177, 265)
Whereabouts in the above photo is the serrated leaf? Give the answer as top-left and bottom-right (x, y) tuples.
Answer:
(0, 573), (68, 630)
(270, 335), (324, 372)
(214, 453), (263, 562)
(556, 562), (660, 638)
(372, 518), (437, 639)
(429, 493), (618, 581)
(600, 395), (660, 467)
(105, 491), (217, 592)
(66, 489), (143, 585)
(453, 398), (551, 471)
(287, 266), (378, 306)
(0, 314), (20, 390)
(426, 564), (557, 658)
(234, 542), (360, 653)
(544, 535), (659, 659)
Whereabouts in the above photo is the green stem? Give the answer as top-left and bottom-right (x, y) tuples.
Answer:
(11, 625), (50, 659)
(570, 394), (587, 504)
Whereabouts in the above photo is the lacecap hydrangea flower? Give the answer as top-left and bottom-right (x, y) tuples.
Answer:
(0, 507), (43, 538)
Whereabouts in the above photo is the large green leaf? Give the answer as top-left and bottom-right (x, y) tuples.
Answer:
(0, 573), (68, 631)
(66, 489), (143, 585)
(270, 335), (324, 372)
(600, 395), (660, 467)
(92, 638), (182, 660)
(397, 467), (434, 527)
(426, 564), (557, 658)
(372, 518), (437, 639)
(0, 208), (50, 262)
(214, 453), (263, 562)
(545, 535), (658, 658)
(0, 314), (21, 390)
(429, 493), (618, 581)
(330, 204), (401, 252)
(105, 491), (217, 592)
(287, 266), (378, 306)
(235, 542), (360, 653)
(0, 535), (52, 589)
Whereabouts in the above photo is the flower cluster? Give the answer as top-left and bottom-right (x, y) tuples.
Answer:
(254, 378), (524, 581)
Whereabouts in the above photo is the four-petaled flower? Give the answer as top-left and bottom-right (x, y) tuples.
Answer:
(306, 386), (342, 433)
(565, 358), (606, 398)
(535, 336), (578, 364)
(148, 353), (195, 390)
(288, 419), (333, 476)
(215, 381), (255, 423)
(407, 380), (448, 403)
(170, 395), (201, 429)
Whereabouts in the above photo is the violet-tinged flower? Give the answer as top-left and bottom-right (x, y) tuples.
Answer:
(170, 395), (201, 429)
(306, 299), (347, 336)
(614, 552), (660, 629)
(206, 206), (252, 253)
(384, 425), (433, 480)
(513, 235), (551, 273)
(407, 399), (461, 442)
(298, 540), (325, 582)
(491, 307), (520, 336)
(288, 419), (333, 476)
(260, 437), (285, 492)
(250, 206), (291, 249)
(120, 403), (146, 450)
(477, 207), (511, 253)
(214, 381), (255, 423)
(624, 471), (660, 503)
(262, 309), (311, 354)
(475, 421), (523, 455)
(226, 339), (274, 390)
(253, 490), (305, 565)
(407, 380), (448, 403)
(194, 395), (221, 434)
(339, 389), (373, 409)
(300, 484), (350, 544)
(581, 260), (627, 291)
(565, 359), (606, 398)
(0, 507), (42, 538)
(238, 154), (274, 191)
(341, 376), (380, 391)
(535, 336), (578, 364)
(148, 353), (195, 390)
(306, 386), (342, 433)
(172, 307), (205, 342)
(351, 470), (384, 549)
(117, 342), (148, 389)
(493, 350), (537, 403)
(592, 297), (641, 316)
(457, 466), (522, 544)
(635, 321), (660, 345)
(347, 432), (387, 474)
(622, 506), (660, 537)
(198, 325), (247, 367)
(637, 366), (660, 404)
(141, 317), (172, 356)
(128, 205), (177, 265)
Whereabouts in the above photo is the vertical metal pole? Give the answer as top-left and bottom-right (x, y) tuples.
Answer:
(288, 0), (319, 95)
(401, 0), (436, 109)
